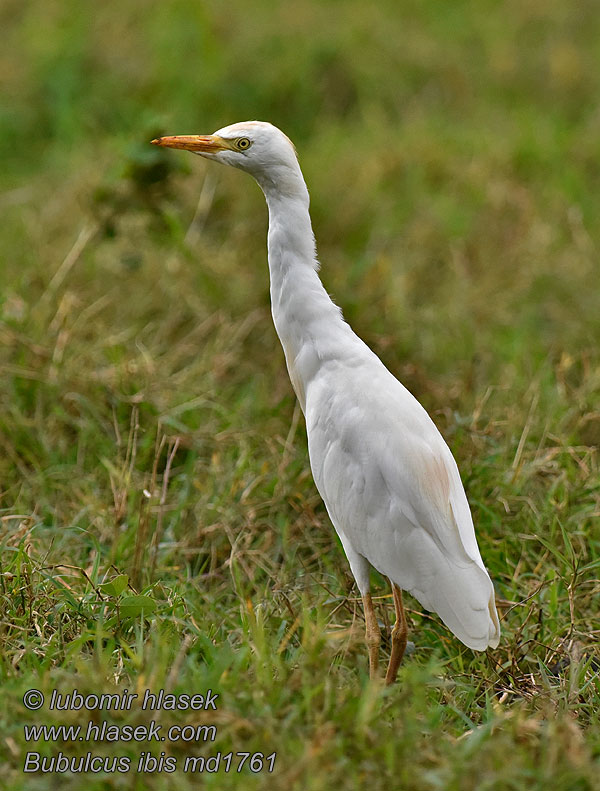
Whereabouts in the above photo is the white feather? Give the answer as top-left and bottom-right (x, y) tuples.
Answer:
(304, 344), (500, 649)
(187, 121), (501, 651)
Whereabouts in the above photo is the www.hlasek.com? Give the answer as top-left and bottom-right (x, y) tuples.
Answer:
(21, 688), (276, 775)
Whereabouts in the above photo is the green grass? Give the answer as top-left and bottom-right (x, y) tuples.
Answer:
(1, 0), (599, 788)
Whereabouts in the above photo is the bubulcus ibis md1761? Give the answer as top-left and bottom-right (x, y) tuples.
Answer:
(152, 122), (500, 683)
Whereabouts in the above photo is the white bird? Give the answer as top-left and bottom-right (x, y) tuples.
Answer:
(152, 122), (500, 683)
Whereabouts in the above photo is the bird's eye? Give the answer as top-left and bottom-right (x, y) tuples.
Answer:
(236, 137), (251, 151)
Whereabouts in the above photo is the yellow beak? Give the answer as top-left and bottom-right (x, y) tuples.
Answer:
(151, 134), (228, 153)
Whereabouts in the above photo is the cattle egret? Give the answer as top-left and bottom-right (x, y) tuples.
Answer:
(152, 122), (500, 683)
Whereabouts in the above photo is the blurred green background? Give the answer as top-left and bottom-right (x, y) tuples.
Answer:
(1, 0), (599, 789)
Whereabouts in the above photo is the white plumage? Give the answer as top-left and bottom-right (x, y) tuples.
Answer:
(152, 121), (500, 681)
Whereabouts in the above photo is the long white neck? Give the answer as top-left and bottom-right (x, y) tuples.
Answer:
(257, 164), (353, 411)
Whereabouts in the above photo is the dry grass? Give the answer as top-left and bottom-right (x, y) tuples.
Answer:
(1, 0), (599, 788)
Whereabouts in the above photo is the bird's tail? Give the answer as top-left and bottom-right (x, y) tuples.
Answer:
(406, 550), (500, 650)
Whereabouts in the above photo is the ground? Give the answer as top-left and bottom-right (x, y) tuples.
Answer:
(1, 0), (599, 788)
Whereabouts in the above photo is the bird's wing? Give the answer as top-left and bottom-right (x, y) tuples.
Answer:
(378, 431), (500, 649)
(306, 360), (500, 650)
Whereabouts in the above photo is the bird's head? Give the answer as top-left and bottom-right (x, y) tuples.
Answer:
(151, 121), (301, 195)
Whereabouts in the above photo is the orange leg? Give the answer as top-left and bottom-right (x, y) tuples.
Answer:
(362, 592), (381, 679)
(385, 584), (408, 685)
